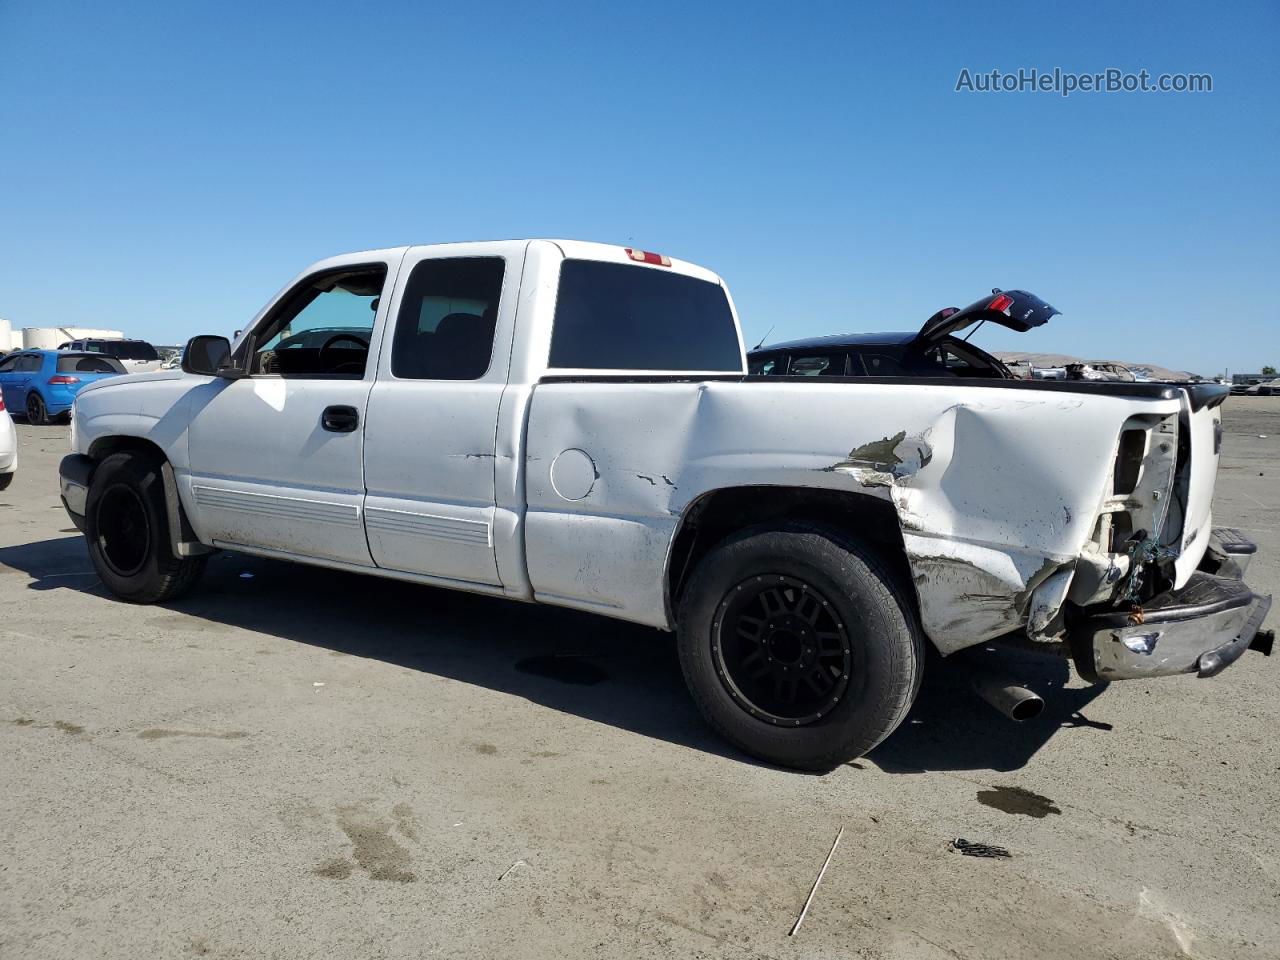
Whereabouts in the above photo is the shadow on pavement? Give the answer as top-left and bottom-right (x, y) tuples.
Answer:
(869, 645), (1109, 774)
(1, 535), (1110, 774)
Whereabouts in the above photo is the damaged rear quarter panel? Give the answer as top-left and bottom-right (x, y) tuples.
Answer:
(523, 380), (1181, 651)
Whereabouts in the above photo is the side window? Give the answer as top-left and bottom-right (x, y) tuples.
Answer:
(860, 353), (906, 376)
(391, 257), (505, 380)
(0, 355), (19, 373)
(247, 266), (387, 377)
(748, 355), (784, 376)
(788, 353), (846, 376)
(549, 260), (742, 372)
(19, 355), (43, 372)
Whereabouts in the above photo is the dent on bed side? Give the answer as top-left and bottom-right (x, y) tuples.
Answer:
(823, 409), (1082, 655)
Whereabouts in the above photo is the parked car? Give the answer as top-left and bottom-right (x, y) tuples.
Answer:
(58, 242), (1270, 770)
(746, 293), (1050, 379)
(1066, 361), (1138, 382)
(1032, 366), (1067, 380)
(0, 394), (15, 490)
(1246, 378), (1280, 396)
(56, 337), (162, 373)
(0, 350), (127, 423)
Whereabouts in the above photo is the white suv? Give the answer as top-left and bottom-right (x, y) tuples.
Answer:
(57, 338), (162, 373)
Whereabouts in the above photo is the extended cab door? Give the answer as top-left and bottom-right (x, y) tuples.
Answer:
(360, 242), (524, 586)
(184, 250), (405, 565)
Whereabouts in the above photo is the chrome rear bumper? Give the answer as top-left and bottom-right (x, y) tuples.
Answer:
(1070, 528), (1272, 682)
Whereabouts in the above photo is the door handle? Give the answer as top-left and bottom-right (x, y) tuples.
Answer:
(321, 405), (360, 433)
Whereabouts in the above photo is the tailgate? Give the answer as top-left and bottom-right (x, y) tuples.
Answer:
(1170, 384), (1231, 586)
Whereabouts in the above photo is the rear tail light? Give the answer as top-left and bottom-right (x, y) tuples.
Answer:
(987, 293), (1014, 313)
(0, 396), (5, 411)
(47, 375), (81, 385)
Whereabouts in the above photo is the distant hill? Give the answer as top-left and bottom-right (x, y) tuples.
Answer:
(994, 351), (1196, 382)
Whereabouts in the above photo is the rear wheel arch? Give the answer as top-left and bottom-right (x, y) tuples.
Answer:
(665, 485), (913, 623)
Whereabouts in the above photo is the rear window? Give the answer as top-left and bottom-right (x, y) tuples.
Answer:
(57, 354), (126, 374)
(92, 340), (158, 361)
(549, 260), (742, 372)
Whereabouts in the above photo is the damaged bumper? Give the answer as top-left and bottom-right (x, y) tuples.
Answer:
(1069, 528), (1272, 682)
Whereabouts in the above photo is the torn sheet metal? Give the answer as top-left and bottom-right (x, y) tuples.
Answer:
(522, 379), (1184, 651)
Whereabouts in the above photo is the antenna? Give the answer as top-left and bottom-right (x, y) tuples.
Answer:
(751, 325), (775, 351)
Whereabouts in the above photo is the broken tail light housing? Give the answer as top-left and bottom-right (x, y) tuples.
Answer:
(624, 248), (672, 267)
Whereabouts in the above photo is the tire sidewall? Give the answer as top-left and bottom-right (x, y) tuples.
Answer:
(27, 393), (45, 425)
(85, 453), (171, 601)
(678, 525), (920, 768)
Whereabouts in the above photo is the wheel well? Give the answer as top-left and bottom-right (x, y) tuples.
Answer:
(666, 486), (911, 615)
(87, 435), (167, 465)
(83, 435), (210, 556)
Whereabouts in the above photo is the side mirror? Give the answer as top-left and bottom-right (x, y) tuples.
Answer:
(181, 335), (233, 376)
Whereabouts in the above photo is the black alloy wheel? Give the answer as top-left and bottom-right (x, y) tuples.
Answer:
(94, 483), (151, 577)
(712, 574), (852, 726)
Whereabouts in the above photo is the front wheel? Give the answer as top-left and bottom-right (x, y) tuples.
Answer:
(26, 393), (47, 425)
(677, 524), (923, 770)
(84, 452), (207, 603)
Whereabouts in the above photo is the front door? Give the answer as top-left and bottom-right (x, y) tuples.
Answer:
(0, 354), (38, 411)
(184, 252), (404, 566)
(361, 243), (522, 586)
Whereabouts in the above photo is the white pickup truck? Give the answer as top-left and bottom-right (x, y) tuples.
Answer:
(59, 240), (1272, 769)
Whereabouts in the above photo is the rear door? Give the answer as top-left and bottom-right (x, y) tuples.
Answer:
(184, 251), (404, 565)
(361, 242), (523, 586)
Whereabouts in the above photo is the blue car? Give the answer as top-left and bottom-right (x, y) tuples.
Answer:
(0, 350), (127, 424)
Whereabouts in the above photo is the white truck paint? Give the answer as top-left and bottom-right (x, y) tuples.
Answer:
(0, 398), (15, 489)
(60, 239), (1270, 764)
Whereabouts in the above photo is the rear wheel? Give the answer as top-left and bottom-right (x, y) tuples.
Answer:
(85, 452), (207, 602)
(0, 472), (12, 491)
(26, 393), (47, 426)
(677, 524), (923, 770)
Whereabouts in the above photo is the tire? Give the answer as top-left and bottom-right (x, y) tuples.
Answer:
(26, 393), (47, 426)
(84, 451), (207, 603)
(677, 523), (923, 770)
(0, 472), (12, 491)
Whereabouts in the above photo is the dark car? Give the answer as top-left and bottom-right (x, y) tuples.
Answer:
(748, 290), (1059, 380)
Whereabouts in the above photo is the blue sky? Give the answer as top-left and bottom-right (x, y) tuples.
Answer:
(1, 0), (1276, 375)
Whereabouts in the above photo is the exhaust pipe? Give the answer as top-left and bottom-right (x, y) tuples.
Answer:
(972, 672), (1044, 722)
